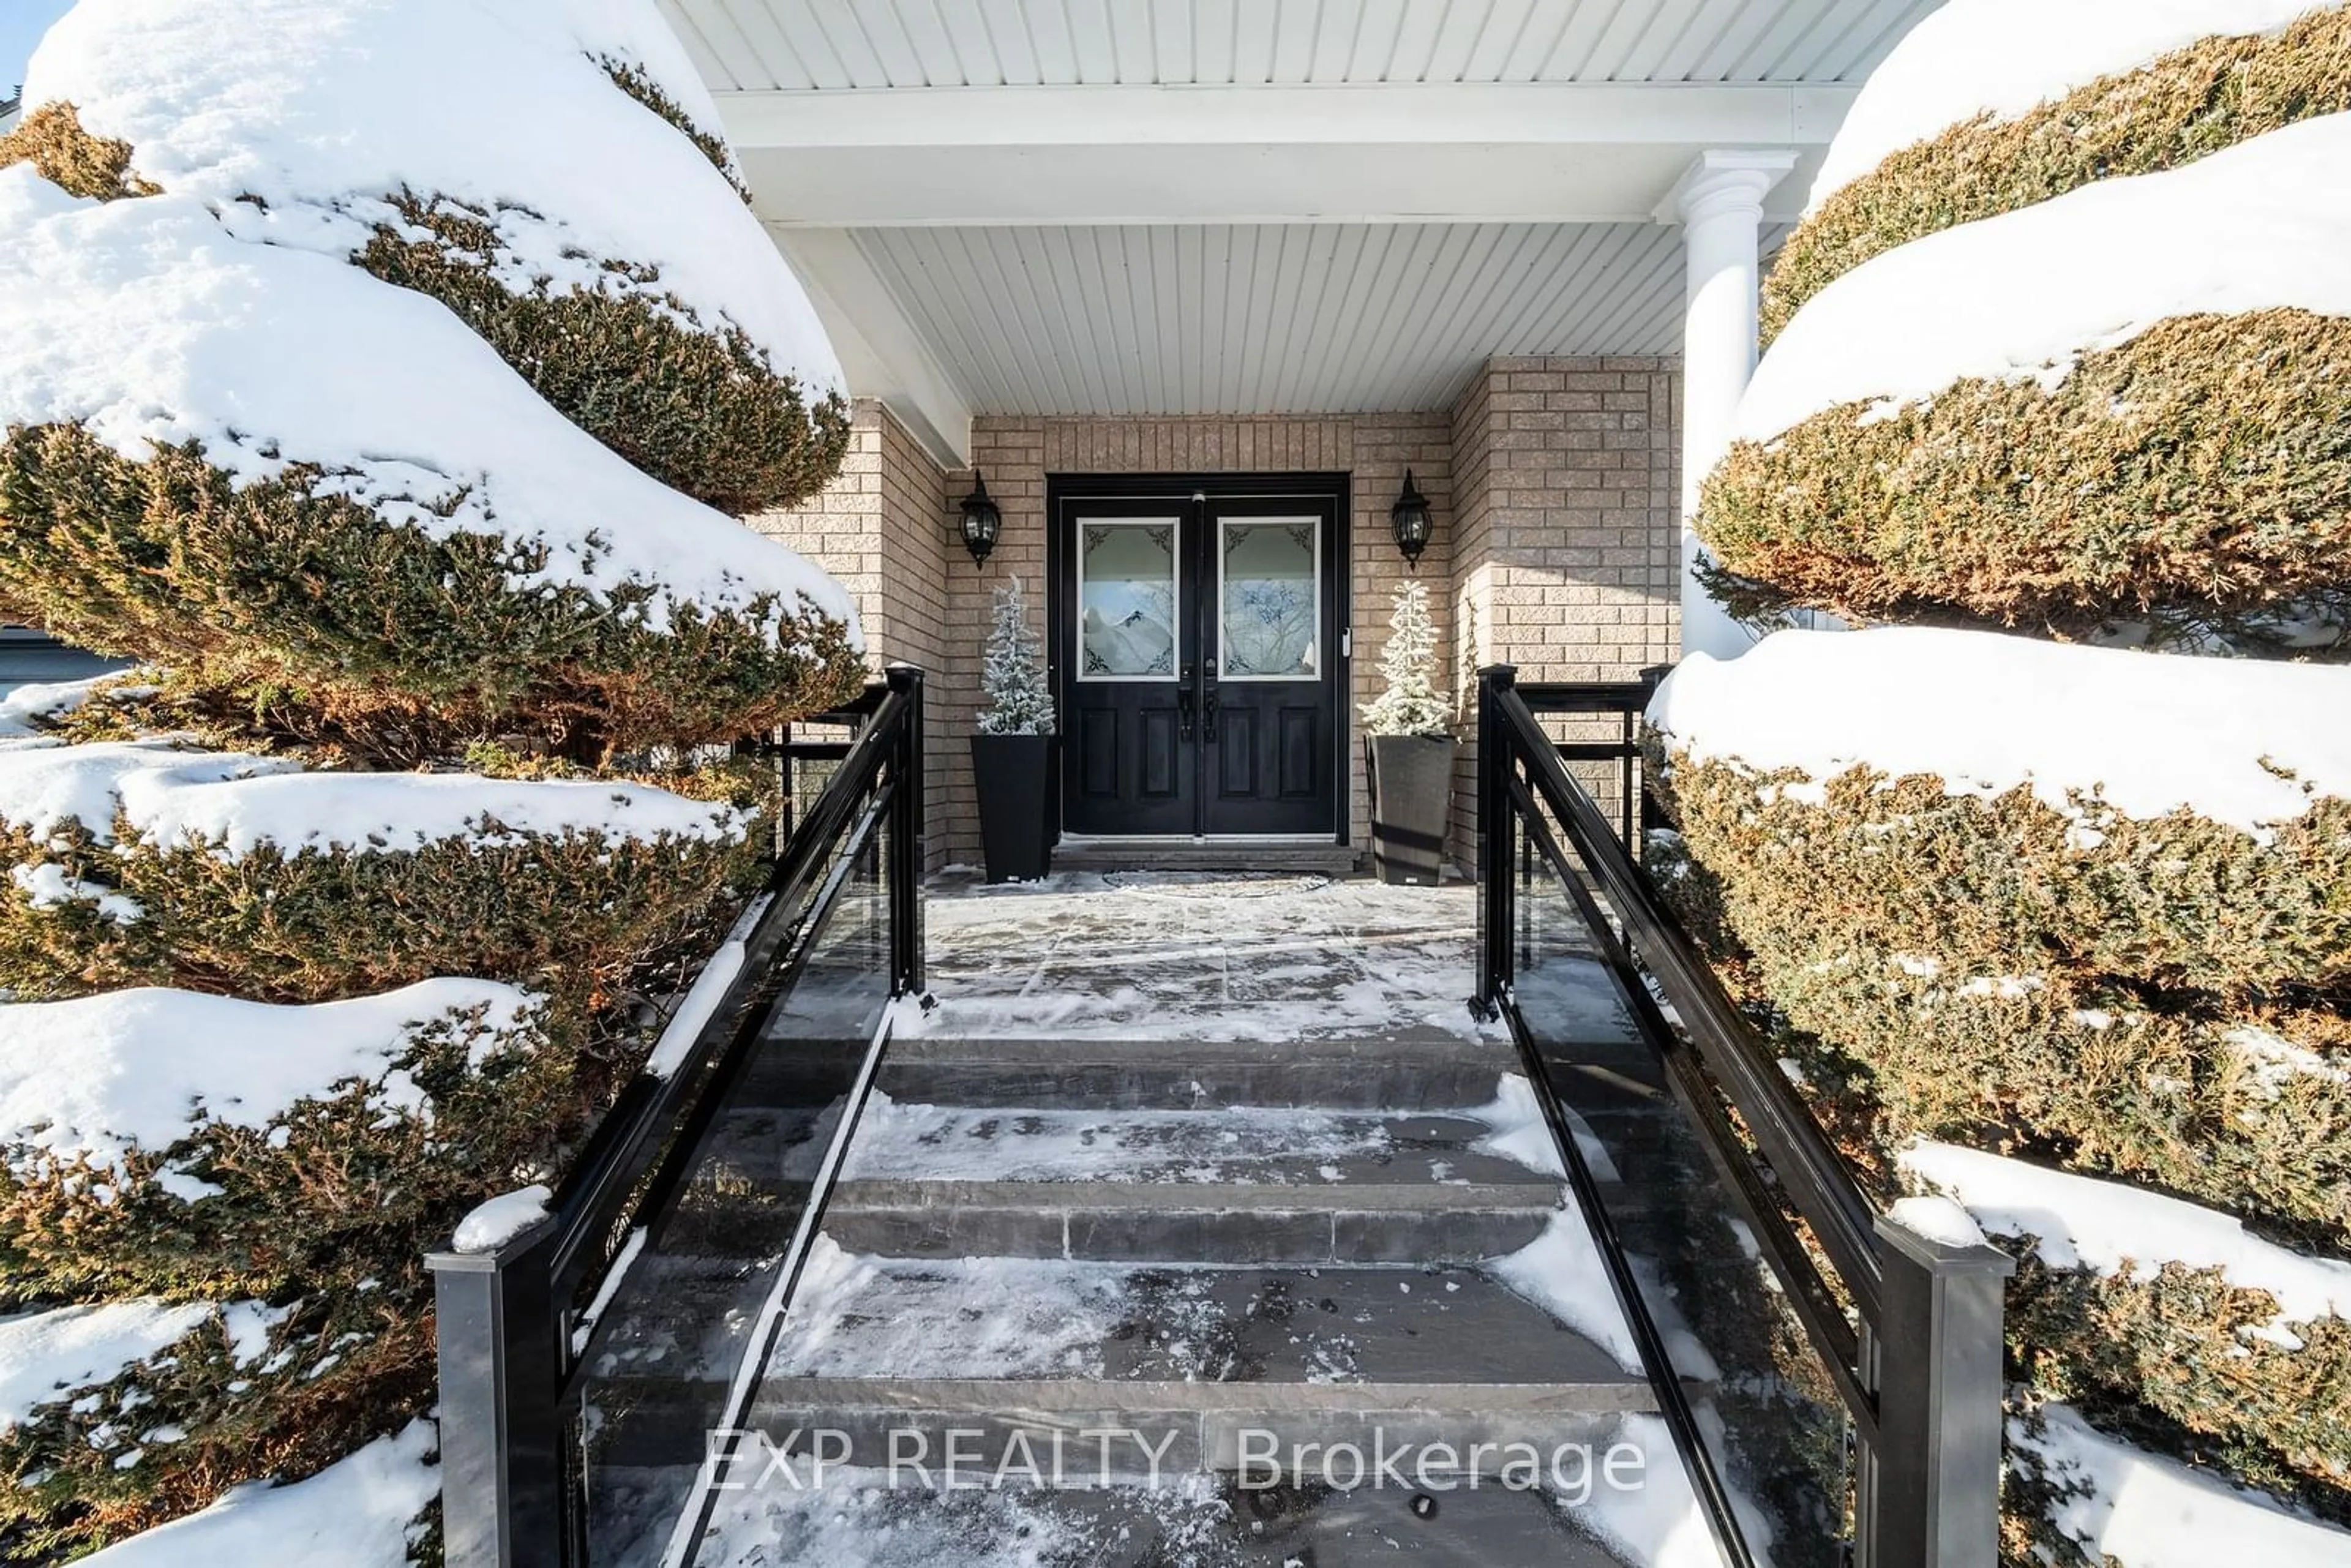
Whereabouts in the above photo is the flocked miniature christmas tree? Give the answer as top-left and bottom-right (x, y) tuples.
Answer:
(976, 577), (1056, 735)
(1360, 579), (1452, 737)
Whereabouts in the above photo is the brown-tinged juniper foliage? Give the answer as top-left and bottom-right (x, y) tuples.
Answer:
(1697, 311), (2351, 656)
(1763, 7), (2351, 343)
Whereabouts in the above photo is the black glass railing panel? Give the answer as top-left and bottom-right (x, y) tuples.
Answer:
(576, 806), (897, 1568)
(1507, 792), (1855, 1568)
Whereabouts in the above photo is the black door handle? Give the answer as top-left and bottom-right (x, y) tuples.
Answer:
(1177, 664), (1196, 740)
(1202, 666), (1219, 743)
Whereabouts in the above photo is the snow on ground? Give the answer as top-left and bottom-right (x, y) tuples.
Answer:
(0, 738), (742, 853)
(0, 168), (857, 643)
(1747, 113), (2351, 444)
(1902, 1142), (2351, 1345)
(0, 980), (539, 1199)
(0, 673), (146, 738)
(22, 0), (839, 398)
(1575, 1412), (1757, 1568)
(1809, 0), (2336, 207)
(0, 1299), (211, 1430)
(1467, 1070), (1629, 1182)
(1649, 628), (2351, 835)
(78, 1418), (437, 1568)
(909, 873), (1512, 1043)
(2017, 1402), (2351, 1566)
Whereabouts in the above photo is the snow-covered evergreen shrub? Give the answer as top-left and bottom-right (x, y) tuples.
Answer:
(975, 578), (1056, 735)
(6, 0), (849, 516)
(0, 985), (577, 1550)
(1704, 111), (2351, 655)
(0, 2), (861, 1553)
(1702, 310), (2351, 652)
(598, 58), (750, 198)
(0, 743), (762, 1005)
(2001, 1254), (2351, 1515)
(1676, 10), (2351, 1530)
(1652, 625), (2351, 1544)
(1763, 4), (2351, 341)
(0, 102), (152, 200)
(1360, 580), (1453, 737)
(0, 184), (864, 748)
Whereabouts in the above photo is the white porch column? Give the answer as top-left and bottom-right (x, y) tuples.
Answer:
(1658, 149), (1798, 661)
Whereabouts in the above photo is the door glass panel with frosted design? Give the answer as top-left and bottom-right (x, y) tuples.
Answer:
(1078, 520), (1180, 679)
(1220, 520), (1317, 679)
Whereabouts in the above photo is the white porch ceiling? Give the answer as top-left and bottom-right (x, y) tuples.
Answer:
(801, 219), (1789, 418)
(674, 1), (1941, 459)
(661, 0), (1940, 89)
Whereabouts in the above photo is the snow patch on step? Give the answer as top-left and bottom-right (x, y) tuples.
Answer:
(768, 1238), (1123, 1381)
(840, 1075), (1580, 1186)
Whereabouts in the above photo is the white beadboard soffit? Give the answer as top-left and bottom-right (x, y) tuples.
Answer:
(830, 220), (1789, 418)
(662, 0), (1941, 90)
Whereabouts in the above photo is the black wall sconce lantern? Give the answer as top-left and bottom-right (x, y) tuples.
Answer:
(1390, 470), (1433, 567)
(958, 471), (1002, 566)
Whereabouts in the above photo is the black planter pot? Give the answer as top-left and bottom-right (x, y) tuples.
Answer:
(1367, 734), (1457, 886)
(971, 733), (1055, 883)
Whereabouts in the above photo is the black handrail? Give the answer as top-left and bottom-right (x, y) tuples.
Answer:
(427, 666), (926, 1568)
(1476, 664), (2011, 1568)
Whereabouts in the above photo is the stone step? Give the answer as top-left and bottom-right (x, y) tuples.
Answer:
(1049, 841), (1365, 877)
(866, 1035), (1520, 1111)
(604, 1461), (1641, 1567)
(591, 1242), (1656, 1472)
(662, 1087), (1593, 1264)
(823, 1178), (1567, 1264)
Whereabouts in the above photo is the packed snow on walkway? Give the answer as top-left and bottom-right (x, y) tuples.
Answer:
(909, 874), (1519, 1044)
(1649, 628), (2351, 835)
(1808, 0), (2338, 204)
(1750, 114), (2351, 442)
(843, 1073), (1570, 1188)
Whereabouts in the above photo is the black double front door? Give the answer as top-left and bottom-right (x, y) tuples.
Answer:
(1056, 484), (1343, 838)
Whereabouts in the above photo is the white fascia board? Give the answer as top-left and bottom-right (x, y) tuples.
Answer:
(724, 81), (1852, 228)
(719, 81), (1858, 151)
(767, 227), (972, 468)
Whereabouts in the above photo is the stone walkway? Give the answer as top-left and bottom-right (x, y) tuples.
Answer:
(906, 871), (1508, 1045)
(619, 872), (1695, 1568)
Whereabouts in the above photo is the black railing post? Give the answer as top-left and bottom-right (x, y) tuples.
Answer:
(886, 664), (926, 997)
(1475, 666), (1517, 1007)
(1857, 1210), (2015, 1568)
(426, 1216), (566, 1568)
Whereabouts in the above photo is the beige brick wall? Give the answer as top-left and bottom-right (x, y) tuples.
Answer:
(749, 399), (953, 868)
(1448, 357), (1682, 861)
(947, 414), (1453, 868)
(758, 371), (1676, 874)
